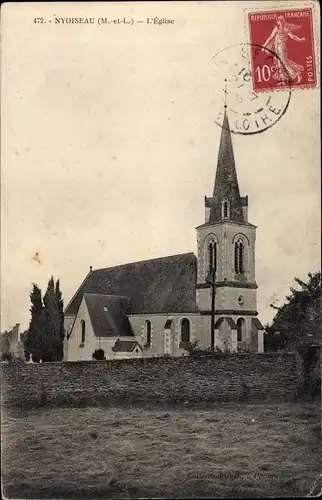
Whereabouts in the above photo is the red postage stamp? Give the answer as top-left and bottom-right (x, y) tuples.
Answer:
(248, 8), (317, 91)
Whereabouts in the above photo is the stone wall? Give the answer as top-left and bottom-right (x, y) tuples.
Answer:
(1, 353), (302, 410)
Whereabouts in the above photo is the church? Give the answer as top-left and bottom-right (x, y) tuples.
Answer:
(64, 110), (265, 361)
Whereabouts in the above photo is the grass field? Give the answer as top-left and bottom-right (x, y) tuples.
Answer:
(1, 401), (321, 498)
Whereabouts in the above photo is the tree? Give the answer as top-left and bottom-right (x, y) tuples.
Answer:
(55, 279), (65, 361)
(25, 284), (46, 362)
(264, 325), (288, 352)
(0, 332), (10, 361)
(268, 271), (321, 350)
(43, 276), (63, 362)
(25, 277), (65, 362)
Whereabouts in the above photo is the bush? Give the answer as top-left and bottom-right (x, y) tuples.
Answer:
(31, 350), (43, 363)
(92, 349), (106, 360)
(12, 357), (25, 364)
(237, 341), (252, 354)
(297, 346), (321, 400)
(2, 353), (13, 362)
(187, 340), (232, 358)
(187, 343), (211, 357)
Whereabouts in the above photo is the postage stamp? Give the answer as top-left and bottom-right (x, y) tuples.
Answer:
(248, 8), (317, 92)
(209, 44), (291, 135)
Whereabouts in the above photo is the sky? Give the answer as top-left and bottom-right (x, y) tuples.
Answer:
(1, 1), (320, 332)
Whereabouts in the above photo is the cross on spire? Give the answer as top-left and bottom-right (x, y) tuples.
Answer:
(224, 78), (228, 109)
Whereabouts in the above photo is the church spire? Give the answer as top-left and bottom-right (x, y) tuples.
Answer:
(208, 107), (244, 224)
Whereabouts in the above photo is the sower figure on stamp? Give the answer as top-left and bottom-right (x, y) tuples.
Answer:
(262, 15), (306, 85)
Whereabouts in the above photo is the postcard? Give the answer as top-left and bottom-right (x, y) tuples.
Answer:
(1, 1), (320, 499)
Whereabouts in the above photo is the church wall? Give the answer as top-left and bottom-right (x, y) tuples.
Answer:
(67, 296), (98, 361)
(64, 315), (75, 338)
(197, 314), (258, 351)
(219, 320), (229, 351)
(231, 329), (238, 352)
(67, 305), (261, 360)
(197, 224), (225, 282)
(224, 222), (256, 283)
(68, 334), (142, 362)
(196, 218), (258, 344)
(127, 313), (260, 355)
(63, 315), (75, 360)
(197, 222), (256, 285)
(66, 297), (141, 361)
(129, 313), (254, 354)
(251, 320), (259, 352)
(129, 313), (202, 358)
(197, 286), (257, 313)
(112, 348), (143, 360)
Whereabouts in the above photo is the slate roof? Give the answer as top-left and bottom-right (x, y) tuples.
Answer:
(112, 339), (143, 353)
(65, 253), (198, 317)
(215, 317), (237, 329)
(206, 111), (246, 225)
(252, 318), (265, 330)
(84, 293), (134, 338)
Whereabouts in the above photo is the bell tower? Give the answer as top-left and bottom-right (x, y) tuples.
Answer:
(196, 110), (264, 352)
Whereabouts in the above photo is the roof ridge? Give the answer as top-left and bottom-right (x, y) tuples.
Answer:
(115, 339), (138, 343)
(83, 293), (130, 299)
(91, 252), (196, 273)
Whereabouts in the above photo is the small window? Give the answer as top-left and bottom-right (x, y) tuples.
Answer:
(164, 318), (173, 329)
(237, 318), (245, 342)
(208, 240), (217, 273)
(181, 318), (190, 343)
(80, 320), (85, 345)
(103, 306), (108, 312)
(234, 239), (244, 274)
(234, 242), (238, 273)
(222, 200), (230, 219)
(145, 320), (151, 346)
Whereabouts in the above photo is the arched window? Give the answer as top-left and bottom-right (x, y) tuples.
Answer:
(222, 200), (229, 219)
(237, 318), (245, 342)
(239, 242), (244, 273)
(208, 239), (217, 273)
(234, 239), (244, 274)
(80, 320), (85, 344)
(145, 320), (151, 346)
(181, 318), (190, 342)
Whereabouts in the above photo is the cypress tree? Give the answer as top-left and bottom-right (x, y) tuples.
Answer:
(25, 284), (46, 362)
(43, 276), (61, 362)
(26, 277), (65, 362)
(55, 279), (65, 361)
